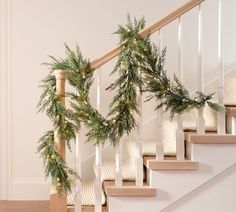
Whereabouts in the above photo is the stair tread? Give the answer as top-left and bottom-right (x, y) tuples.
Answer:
(104, 181), (156, 197)
(185, 132), (236, 144)
(144, 156), (198, 170)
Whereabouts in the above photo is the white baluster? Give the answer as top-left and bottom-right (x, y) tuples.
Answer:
(136, 88), (143, 186)
(176, 16), (185, 160)
(217, 0), (225, 134)
(176, 115), (185, 160)
(115, 138), (123, 186)
(75, 133), (82, 212)
(231, 118), (236, 135)
(196, 3), (205, 134)
(94, 69), (102, 212)
(156, 29), (164, 160)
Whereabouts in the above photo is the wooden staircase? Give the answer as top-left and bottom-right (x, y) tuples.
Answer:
(107, 134), (236, 212)
(47, 0), (236, 211)
(65, 104), (236, 211)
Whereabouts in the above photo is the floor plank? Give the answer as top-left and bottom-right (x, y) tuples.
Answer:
(0, 200), (49, 212)
(0, 201), (108, 212)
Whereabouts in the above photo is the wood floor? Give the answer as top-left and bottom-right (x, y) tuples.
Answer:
(0, 201), (108, 212)
(0, 201), (49, 212)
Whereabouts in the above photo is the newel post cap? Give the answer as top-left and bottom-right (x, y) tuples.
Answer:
(54, 69), (67, 80)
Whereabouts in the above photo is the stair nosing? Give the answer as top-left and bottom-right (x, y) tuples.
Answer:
(185, 133), (236, 144)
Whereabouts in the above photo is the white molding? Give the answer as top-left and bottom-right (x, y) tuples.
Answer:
(11, 178), (50, 185)
(0, 1), (51, 199)
(0, 0), (12, 200)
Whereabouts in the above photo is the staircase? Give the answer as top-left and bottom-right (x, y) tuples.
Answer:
(49, 0), (236, 211)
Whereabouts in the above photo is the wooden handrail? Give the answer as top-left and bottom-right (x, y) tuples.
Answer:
(90, 0), (205, 69)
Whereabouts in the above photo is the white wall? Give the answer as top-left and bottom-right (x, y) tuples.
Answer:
(0, 0), (235, 200)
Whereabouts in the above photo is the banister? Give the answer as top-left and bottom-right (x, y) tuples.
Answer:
(90, 0), (205, 70)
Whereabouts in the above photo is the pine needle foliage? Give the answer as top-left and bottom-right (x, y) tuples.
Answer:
(37, 47), (82, 193)
(37, 16), (221, 193)
(69, 16), (147, 145)
(37, 17), (148, 192)
(141, 46), (222, 118)
(37, 131), (78, 192)
(105, 15), (146, 140)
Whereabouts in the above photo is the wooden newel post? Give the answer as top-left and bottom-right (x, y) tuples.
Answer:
(50, 70), (67, 212)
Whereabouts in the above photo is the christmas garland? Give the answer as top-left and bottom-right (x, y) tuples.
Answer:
(37, 71), (80, 192)
(37, 17), (147, 192)
(37, 16), (221, 193)
(141, 46), (222, 118)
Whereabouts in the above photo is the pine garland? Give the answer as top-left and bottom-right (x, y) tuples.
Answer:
(37, 16), (221, 193)
(68, 17), (149, 145)
(141, 45), (222, 118)
(37, 70), (80, 192)
(37, 17), (147, 192)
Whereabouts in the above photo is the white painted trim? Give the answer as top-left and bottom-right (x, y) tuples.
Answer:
(7, 0), (13, 197)
(0, 0), (11, 200)
(11, 178), (50, 185)
(0, 0), (5, 199)
(0, 0), (55, 199)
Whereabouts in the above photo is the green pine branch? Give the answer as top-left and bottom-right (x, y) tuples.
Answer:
(142, 46), (222, 118)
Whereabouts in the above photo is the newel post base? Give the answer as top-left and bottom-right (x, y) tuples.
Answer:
(50, 191), (67, 212)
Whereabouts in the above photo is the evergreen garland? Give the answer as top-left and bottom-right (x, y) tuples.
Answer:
(67, 17), (147, 145)
(37, 16), (221, 193)
(37, 69), (80, 192)
(37, 17), (148, 192)
(141, 45), (222, 118)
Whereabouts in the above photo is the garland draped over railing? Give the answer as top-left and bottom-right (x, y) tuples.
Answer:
(37, 16), (221, 193)
(141, 47), (222, 119)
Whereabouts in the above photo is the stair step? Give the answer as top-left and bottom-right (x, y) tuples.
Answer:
(185, 132), (236, 144)
(104, 181), (156, 197)
(67, 206), (108, 212)
(144, 156), (198, 170)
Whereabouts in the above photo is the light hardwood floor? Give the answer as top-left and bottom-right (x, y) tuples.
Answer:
(0, 201), (108, 212)
(0, 201), (49, 212)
